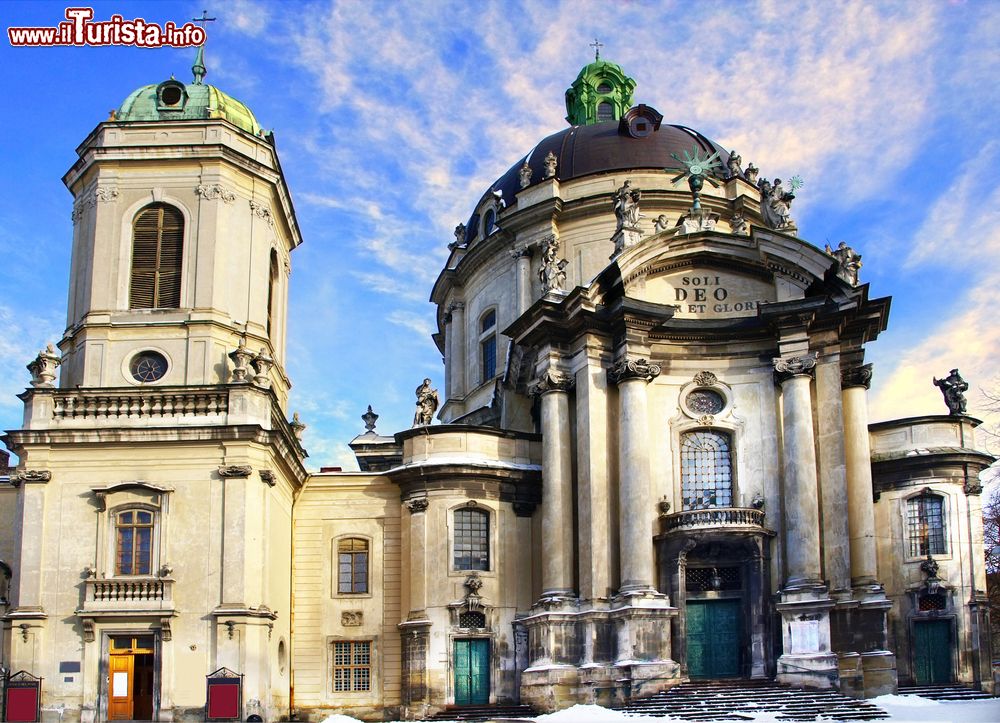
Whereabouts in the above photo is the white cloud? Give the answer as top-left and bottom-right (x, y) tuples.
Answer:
(387, 311), (435, 338)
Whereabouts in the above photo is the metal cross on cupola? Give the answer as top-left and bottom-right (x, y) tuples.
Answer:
(190, 10), (216, 85)
(590, 38), (604, 61)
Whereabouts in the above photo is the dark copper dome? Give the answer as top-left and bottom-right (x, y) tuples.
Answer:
(464, 113), (734, 241)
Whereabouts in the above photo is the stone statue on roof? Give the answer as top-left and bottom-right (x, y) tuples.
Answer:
(727, 150), (743, 178)
(519, 160), (533, 189)
(538, 235), (569, 294)
(613, 180), (642, 231)
(412, 378), (439, 426)
(543, 151), (558, 179)
(826, 242), (862, 286)
(933, 369), (969, 415)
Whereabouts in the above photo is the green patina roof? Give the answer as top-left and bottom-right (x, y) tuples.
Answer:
(115, 44), (261, 135)
(117, 81), (261, 135)
(565, 57), (637, 126)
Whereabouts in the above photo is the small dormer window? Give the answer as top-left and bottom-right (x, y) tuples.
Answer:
(596, 81), (612, 94)
(156, 80), (188, 112)
(597, 102), (614, 122)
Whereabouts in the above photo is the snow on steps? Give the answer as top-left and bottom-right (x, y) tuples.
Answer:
(895, 684), (993, 701)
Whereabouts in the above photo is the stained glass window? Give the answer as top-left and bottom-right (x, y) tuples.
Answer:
(907, 495), (946, 557)
(680, 430), (733, 510)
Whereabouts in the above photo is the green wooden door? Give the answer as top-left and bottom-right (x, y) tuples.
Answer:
(913, 620), (952, 684)
(454, 639), (489, 705)
(687, 599), (741, 678)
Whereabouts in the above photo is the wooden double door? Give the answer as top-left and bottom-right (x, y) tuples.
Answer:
(454, 638), (489, 705)
(687, 599), (742, 678)
(108, 635), (156, 720)
(913, 620), (953, 684)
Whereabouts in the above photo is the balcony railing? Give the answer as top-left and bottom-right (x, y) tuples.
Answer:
(661, 507), (766, 533)
(52, 388), (229, 421)
(81, 577), (175, 613)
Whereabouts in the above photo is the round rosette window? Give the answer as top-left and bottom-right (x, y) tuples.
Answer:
(129, 351), (168, 383)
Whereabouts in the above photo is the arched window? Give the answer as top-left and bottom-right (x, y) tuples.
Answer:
(597, 101), (614, 122)
(907, 494), (946, 557)
(680, 430), (733, 510)
(267, 249), (279, 337)
(479, 310), (497, 383)
(115, 509), (154, 575)
(130, 203), (183, 309)
(483, 209), (496, 237)
(338, 538), (369, 594)
(454, 508), (489, 570)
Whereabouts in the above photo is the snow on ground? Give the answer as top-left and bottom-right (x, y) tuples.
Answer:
(376, 695), (1000, 723)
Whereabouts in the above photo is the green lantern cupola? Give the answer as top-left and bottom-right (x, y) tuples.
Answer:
(564, 46), (636, 126)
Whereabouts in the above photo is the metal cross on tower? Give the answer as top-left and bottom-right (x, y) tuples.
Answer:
(193, 9), (216, 29)
(190, 10), (216, 85)
(590, 38), (603, 61)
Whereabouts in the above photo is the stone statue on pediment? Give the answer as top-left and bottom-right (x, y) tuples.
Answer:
(825, 241), (862, 286)
(933, 369), (968, 415)
(727, 150), (743, 178)
(538, 235), (569, 294)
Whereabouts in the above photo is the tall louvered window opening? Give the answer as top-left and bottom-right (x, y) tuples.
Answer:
(130, 203), (183, 309)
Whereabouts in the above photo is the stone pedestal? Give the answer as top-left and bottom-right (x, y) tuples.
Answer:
(609, 595), (679, 703)
(520, 600), (581, 711)
(674, 209), (719, 235)
(611, 227), (642, 257)
(775, 588), (838, 689)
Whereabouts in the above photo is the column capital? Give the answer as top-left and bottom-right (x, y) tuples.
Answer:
(405, 497), (429, 514)
(508, 243), (533, 260)
(841, 363), (873, 389)
(607, 358), (661, 385)
(528, 370), (575, 396)
(447, 301), (465, 313)
(773, 353), (818, 383)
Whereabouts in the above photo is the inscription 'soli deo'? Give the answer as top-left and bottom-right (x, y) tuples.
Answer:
(667, 272), (774, 318)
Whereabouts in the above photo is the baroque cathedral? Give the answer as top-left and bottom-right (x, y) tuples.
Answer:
(0, 46), (994, 722)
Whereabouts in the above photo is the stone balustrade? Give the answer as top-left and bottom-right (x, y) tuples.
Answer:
(52, 388), (229, 420)
(81, 577), (174, 613)
(661, 506), (765, 533)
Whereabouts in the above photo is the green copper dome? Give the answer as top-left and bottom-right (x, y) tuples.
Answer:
(565, 57), (636, 126)
(116, 81), (261, 135)
(114, 45), (261, 135)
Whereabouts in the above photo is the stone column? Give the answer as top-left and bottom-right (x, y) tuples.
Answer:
(510, 244), (533, 315)
(448, 302), (465, 399)
(405, 497), (430, 620)
(529, 370), (575, 598)
(841, 364), (878, 587)
(607, 358), (660, 594)
(774, 354), (823, 588)
(815, 354), (851, 597)
(773, 354), (838, 690)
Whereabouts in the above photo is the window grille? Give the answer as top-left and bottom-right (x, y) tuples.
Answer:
(680, 430), (733, 510)
(685, 566), (741, 592)
(918, 593), (947, 612)
(454, 508), (489, 570)
(459, 611), (486, 628)
(332, 640), (371, 692)
(337, 538), (369, 594)
(115, 509), (154, 575)
(130, 203), (183, 309)
(907, 495), (946, 557)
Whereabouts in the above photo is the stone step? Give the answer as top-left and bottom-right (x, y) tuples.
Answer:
(618, 680), (890, 721)
(425, 704), (539, 721)
(897, 684), (993, 700)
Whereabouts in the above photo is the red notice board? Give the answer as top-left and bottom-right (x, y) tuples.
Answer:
(205, 668), (242, 721)
(4, 671), (42, 722)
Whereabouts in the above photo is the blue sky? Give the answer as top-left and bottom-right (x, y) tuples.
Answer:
(1, 0), (998, 470)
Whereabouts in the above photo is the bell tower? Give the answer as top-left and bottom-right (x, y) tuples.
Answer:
(564, 43), (636, 126)
(59, 49), (302, 407)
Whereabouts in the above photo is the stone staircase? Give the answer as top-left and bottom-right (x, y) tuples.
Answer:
(897, 683), (993, 700)
(425, 703), (539, 721)
(619, 679), (890, 720)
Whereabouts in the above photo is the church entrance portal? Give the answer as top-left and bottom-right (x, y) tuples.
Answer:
(453, 638), (489, 705)
(687, 599), (741, 678)
(913, 620), (952, 684)
(107, 634), (156, 720)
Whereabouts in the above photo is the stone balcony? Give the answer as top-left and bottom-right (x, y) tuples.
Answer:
(660, 507), (766, 535)
(79, 577), (175, 614)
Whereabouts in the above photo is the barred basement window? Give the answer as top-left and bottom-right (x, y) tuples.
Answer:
(130, 203), (183, 309)
(680, 430), (733, 510)
(337, 538), (369, 594)
(686, 566), (741, 592)
(918, 593), (947, 612)
(907, 494), (946, 557)
(332, 640), (371, 692)
(459, 611), (486, 628)
(454, 508), (489, 570)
